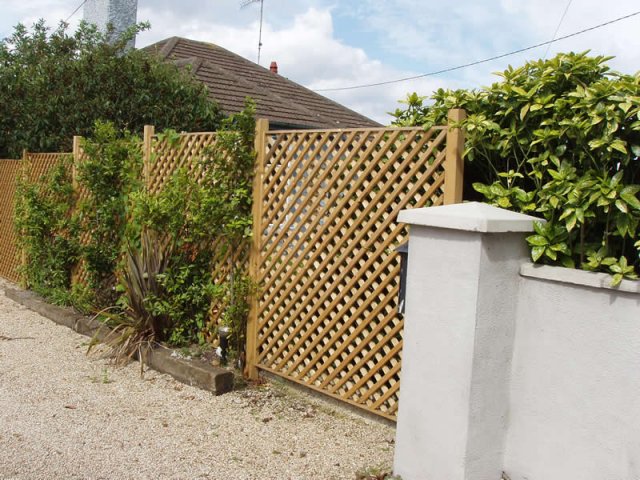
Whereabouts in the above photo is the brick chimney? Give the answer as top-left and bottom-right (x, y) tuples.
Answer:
(270, 61), (278, 74)
(83, 0), (138, 49)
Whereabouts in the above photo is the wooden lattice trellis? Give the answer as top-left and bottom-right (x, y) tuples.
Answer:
(146, 129), (249, 334)
(0, 153), (68, 284)
(0, 131), (245, 338)
(0, 159), (22, 283)
(247, 112), (465, 420)
(0, 112), (465, 420)
(25, 152), (68, 182)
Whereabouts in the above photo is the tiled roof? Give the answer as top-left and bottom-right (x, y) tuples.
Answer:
(143, 37), (381, 129)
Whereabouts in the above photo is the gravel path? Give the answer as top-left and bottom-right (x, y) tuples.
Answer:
(0, 280), (395, 480)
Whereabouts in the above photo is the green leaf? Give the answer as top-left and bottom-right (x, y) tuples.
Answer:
(527, 235), (549, 247)
(610, 139), (628, 154)
(615, 199), (628, 213)
(620, 187), (640, 210)
(610, 273), (623, 287)
(616, 214), (630, 237)
(531, 246), (546, 262)
(497, 196), (512, 208)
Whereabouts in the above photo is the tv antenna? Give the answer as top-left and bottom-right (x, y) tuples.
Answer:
(240, 0), (265, 65)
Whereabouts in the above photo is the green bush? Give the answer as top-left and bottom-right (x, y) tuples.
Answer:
(14, 157), (79, 299)
(130, 100), (257, 347)
(0, 20), (222, 158)
(391, 52), (640, 284)
(76, 121), (143, 307)
(15, 100), (257, 357)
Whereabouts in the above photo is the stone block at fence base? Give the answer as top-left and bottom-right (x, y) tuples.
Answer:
(393, 203), (539, 480)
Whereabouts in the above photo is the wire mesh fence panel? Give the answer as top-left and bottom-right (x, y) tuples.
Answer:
(252, 125), (450, 420)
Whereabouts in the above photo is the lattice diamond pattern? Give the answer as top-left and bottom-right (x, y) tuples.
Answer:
(148, 132), (242, 333)
(254, 126), (448, 420)
(0, 159), (22, 282)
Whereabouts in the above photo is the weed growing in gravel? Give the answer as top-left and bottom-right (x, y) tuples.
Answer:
(355, 464), (402, 480)
(101, 368), (112, 384)
(89, 367), (113, 384)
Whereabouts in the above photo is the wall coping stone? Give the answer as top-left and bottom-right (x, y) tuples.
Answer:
(520, 262), (640, 294)
(398, 202), (543, 233)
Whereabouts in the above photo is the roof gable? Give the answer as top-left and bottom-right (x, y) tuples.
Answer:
(144, 37), (381, 129)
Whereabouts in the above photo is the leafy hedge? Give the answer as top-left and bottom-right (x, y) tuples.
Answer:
(0, 20), (221, 158)
(392, 52), (640, 284)
(15, 101), (256, 357)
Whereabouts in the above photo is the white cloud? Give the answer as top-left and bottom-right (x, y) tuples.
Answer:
(500, 0), (640, 74)
(2, 0), (639, 126)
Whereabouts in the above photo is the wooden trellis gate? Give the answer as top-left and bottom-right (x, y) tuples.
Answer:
(246, 110), (465, 420)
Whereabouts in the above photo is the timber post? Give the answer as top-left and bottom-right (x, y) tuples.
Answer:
(71, 136), (83, 287)
(444, 108), (466, 205)
(19, 149), (28, 288)
(244, 118), (269, 380)
(72, 135), (82, 191)
(143, 125), (155, 189)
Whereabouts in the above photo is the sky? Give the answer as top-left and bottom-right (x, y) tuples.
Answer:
(1, 0), (640, 124)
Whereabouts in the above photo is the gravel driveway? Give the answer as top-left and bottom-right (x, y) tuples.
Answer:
(0, 280), (396, 480)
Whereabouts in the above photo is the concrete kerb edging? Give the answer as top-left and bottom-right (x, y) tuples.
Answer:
(4, 287), (234, 395)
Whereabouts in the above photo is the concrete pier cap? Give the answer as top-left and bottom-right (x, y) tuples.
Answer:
(393, 202), (543, 480)
(397, 201), (544, 233)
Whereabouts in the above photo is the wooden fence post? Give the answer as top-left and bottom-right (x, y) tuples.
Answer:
(19, 149), (28, 288)
(71, 136), (82, 287)
(143, 125), (155, 189)
(72, 135), (82, 191)
(244, 118), (269, 380)
(444, 108), (466, 205)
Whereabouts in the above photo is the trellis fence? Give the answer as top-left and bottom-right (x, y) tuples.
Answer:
(0, 152), (68, 283)
(0, 109), (465, 421)
(0, 131), (238, 334)
(246, 110), (465, 420)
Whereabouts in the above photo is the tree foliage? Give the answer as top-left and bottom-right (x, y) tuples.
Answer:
(0, 20), (222, 158)
(391, 52), (640, 283)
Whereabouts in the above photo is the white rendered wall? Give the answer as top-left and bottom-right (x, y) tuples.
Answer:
(394, 203), (537, 480)
(505, 265), (640, 480)
(395, 203), (640, 479)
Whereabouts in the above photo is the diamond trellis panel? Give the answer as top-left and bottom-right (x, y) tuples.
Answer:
(0, 159), (22, 282)
(253, 126), (448, 420)
(25, 152), (68, 182)
(147, 132), (218, 194)
(0, 153), (69, 284)
(148, 132), (245, 333)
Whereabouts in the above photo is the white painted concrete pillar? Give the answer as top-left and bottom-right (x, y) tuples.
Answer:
(393, 202), (540, 480)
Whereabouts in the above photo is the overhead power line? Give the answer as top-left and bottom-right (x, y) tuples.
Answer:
(543, 0), (574, 59)
(65, 0), (88, 23)
(314, 10), (640, 92)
